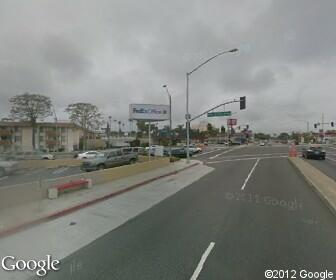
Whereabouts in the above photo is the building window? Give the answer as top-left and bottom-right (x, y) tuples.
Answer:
(61, 136), (66, 143)
(39, 127), (44, 132)
(39, 136), (44, 142)
(61, 127), (66, 133)
(14, 136), (21, 143)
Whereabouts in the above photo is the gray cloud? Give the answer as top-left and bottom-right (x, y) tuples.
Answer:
(0, 0), (335, 133)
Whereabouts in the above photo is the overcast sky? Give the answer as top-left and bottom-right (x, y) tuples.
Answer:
(0, 0), (335, 133)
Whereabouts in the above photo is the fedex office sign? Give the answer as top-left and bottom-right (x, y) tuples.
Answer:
(129, 104), (170, 121)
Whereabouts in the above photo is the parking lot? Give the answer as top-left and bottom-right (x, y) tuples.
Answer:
(0, 166), (84, 187)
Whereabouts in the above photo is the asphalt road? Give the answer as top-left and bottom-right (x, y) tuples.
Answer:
(43, 145), (336, 280)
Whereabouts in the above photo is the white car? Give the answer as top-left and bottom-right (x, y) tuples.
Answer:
(77, 151), (100, 160)
(259, 142), (265, 146)
(41, 153), (55, 160)
(184, 145), (202, 154)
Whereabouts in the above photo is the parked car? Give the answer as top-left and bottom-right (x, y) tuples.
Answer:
(302, 146), (326, 160)
(77, 151), (100, 160)
(169, 147), (193, 158)
(81, 149), (138, 172)
(0, 157), (19, 177)
(259, 142), (265, 146)
(184, 144), (202, 154)
(41, 153), (56, 160)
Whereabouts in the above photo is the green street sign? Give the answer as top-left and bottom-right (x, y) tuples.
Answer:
(207, 111), (231, 117)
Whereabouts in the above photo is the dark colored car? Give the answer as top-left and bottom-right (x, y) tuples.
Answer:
(302, 146), (326, 160)
(167, 147), (195, 158)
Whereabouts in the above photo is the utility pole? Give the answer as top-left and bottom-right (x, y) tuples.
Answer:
(148, 121), (151, 161)
(163, 85), (172, 161)
(322, 113), (325, 141)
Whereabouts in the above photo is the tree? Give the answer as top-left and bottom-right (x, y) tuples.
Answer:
(255, 133), (271, 140)
(220, 125), (226, 134)
(9, 92), (52, 149)
(65, 103), (103, 150)
(277, 132), (290, 141)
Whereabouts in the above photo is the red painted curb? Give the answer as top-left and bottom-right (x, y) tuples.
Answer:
(0, 162), (199, 239)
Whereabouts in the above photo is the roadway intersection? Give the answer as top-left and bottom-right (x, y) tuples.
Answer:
(42, 144), (336, 280)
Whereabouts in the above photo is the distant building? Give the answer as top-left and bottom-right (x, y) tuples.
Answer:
(191, 120), (209, 132)
(0, 121), (83, 152)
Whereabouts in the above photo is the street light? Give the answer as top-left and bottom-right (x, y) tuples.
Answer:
(108, 116), (112, 148)
(185, 48), (238, 163)
(163, 85), (172, 161)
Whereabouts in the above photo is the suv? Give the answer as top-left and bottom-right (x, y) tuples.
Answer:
(81, 149), (138, 172)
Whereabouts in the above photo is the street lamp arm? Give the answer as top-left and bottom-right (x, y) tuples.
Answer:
(188, 48), (238, 75)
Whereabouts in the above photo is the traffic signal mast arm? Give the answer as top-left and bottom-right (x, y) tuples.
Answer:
(314, 122), (335, 128)
(189, 99), (240, 123)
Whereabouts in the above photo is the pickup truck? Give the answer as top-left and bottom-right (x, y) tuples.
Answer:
(81, 149), (138, 172)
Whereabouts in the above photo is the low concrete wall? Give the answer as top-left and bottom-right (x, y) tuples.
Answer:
(0, 181), (44, 209)
(0, 158), (170, 210)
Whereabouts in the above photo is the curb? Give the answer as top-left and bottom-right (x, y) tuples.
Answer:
(0, 162), (200, 239)
(288, 157), (336, 217)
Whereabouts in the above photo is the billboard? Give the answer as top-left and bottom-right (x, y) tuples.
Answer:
(227, 118), (237, 126)
(129, 104), (170, 121)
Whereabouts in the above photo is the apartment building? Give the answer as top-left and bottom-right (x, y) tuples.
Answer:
(0, 121), (82, 152)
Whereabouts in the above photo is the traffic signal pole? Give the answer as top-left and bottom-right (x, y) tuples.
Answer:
(189, 99), (240, 122)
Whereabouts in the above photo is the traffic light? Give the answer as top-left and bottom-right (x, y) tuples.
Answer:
(314, 124), (317, 129)
(246, 125), (249, 130)
(331, 122), (334, 127)
(240, 96), (246, 110)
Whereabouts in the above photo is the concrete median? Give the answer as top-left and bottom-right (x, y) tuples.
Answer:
(288, 157), (336, 216)
(0, 158), (170, 210)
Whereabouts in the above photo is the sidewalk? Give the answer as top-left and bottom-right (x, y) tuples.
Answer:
(289, 157), (336, 216)
(0, 159), (201, 237)
(0, 160), (213, 280)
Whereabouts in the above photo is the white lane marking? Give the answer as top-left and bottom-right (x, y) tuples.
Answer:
(207, 155), (287, 164)
(0, 176), (8, 181)
(190, 242), (215, 280)
(194, 148), (223, 157)
(52, 167), (69, 175)
(24, 168), (44, 176)
(209, 149), (235, 159)
(326, 157), (336, 162)
(219, 152), (287, 159)
(241, 159), (260, 191)
(327, 146), (336, 150)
